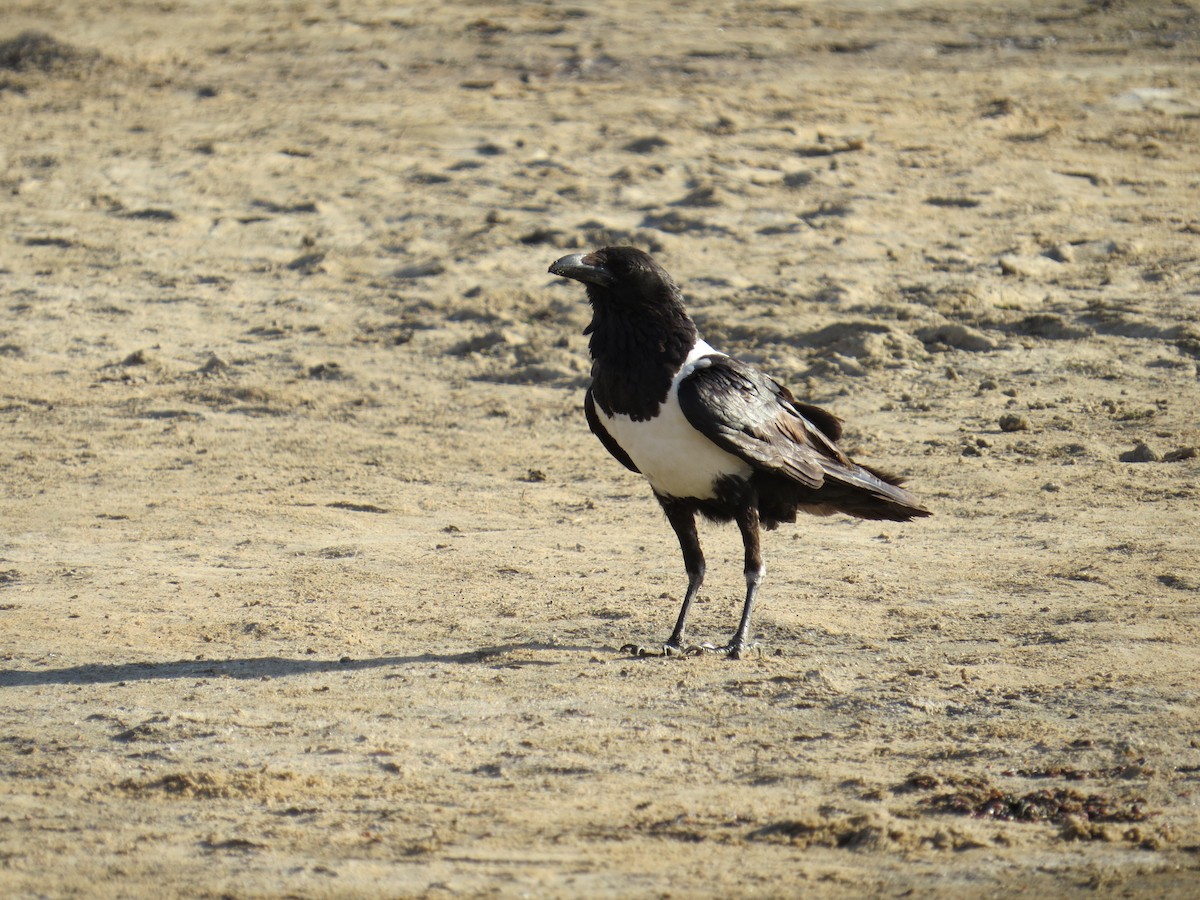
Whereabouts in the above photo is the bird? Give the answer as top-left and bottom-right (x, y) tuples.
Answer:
(548, 246), (931, 659)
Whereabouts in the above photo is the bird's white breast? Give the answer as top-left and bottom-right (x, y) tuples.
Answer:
(597, 340), (752, 500)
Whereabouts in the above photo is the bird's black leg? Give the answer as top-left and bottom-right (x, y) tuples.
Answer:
(663, 501), (705, 652)
(722, 500), (764, 659)
(621, 498), (704, 658)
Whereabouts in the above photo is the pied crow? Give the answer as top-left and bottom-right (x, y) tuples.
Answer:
(549, 246), (931, 659)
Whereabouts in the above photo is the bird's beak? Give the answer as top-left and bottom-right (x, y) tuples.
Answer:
(548, 252), (615, 287)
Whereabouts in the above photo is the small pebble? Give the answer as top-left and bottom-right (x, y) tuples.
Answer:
(999, 414), (1030, 432)
(1119, 442), (1158, 463)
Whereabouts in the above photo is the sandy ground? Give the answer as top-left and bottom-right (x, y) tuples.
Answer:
(2, 1), (1200, 896)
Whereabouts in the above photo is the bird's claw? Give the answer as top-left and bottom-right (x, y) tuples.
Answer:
(619, 642), (688, 658)
(620, 640), (759, 659)
(684, 642), (758, 660)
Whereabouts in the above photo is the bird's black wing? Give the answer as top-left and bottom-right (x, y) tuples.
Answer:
(677, 355), (917, 506)
(585, 388), (640, 474)
(676, 356), (833, 488)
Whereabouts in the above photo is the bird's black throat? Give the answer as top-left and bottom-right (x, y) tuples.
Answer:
(584, 282), (698, 422)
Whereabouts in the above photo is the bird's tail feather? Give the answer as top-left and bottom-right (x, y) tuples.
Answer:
(758, 461), (931, 525)
(823, 460), (931, 521)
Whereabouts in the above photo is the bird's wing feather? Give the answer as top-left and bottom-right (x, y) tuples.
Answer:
(677, 356), (901, 499)
(677, 356), (836, 487)
(585, 388), (640, 473)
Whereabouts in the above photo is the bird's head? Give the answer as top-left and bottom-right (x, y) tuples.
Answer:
(549, 246), (688, 323)
(549, 246), (697, 361)
(549, 246), (666, 289)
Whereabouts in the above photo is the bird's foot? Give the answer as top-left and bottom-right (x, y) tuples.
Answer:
(684, 641), (758, 660)
(620, 641), (689, 658)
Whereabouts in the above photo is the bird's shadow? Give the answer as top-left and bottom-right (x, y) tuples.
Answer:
(0, 642), (600, 688)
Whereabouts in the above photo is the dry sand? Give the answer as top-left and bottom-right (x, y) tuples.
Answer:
(2, 1), (1199, 896)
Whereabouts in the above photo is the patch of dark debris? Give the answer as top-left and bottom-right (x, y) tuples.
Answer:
(326, 501), (387, 514)
(0, 31), (109, 76)
(747, 816), (897, 851)
(925, 786), (1149, 826)
(636, 813), (752, 845)
(897, 772), (1164, 845)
